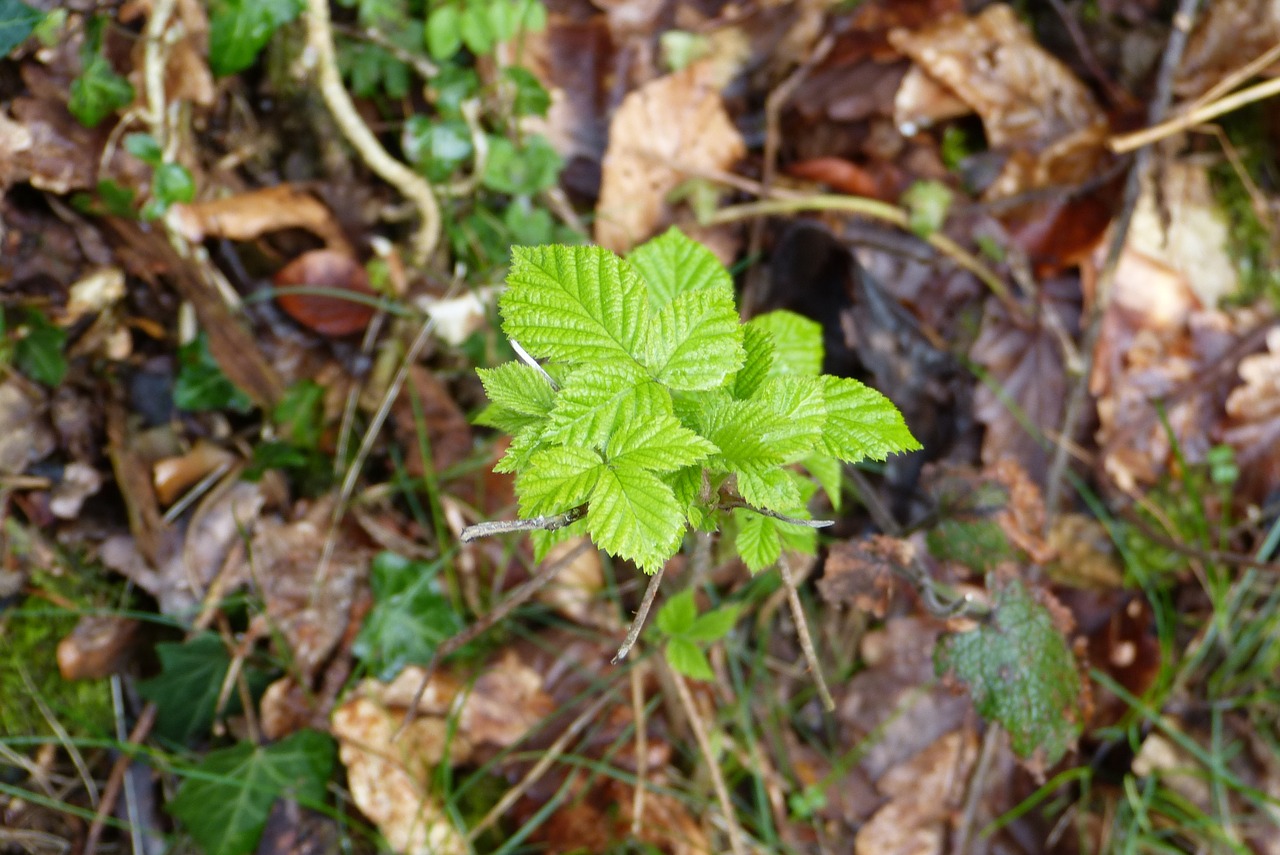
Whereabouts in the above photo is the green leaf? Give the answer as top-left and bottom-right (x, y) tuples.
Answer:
(152, 161), (196, 206)
(477, 362), (555, 419)
(501, 244), (650, 367)
(492, 421), (546, 474)
(902, 179), (953, 238)
(169, 730), (334, 855)
(586, 462), (684, 573)
(656, 588), (698, 636)
(0, 0), (40, 57)
(736, 465), (800, 511)
(482, 134), (562, 194)
(503, 66), (550, 117)
(644, 289), (744, 391)
(15, 310), (67, 386)
(733, 508), (781, 572)
(403, 115), (473, 182)
(543, 368), (651, 448)
(605, 388), (717, 472)
(730, 324), (774, 399)
(459, 1), (494, 55)
(935, 580), (1083, 765)
(273, 380), (326, 449)
(753, 376), (826, 461)
(68, 53), (134, 128)
(123, 132), (163, 166)
(748, 311), (823, 377)
(818, 376), (921, 463)
(424, 4), (461, 60)
(627, 227), (734, 310)
(665, 637), (713, 680)
(353, 552), (465, 681)
(517, 446), (604, 516)
(802, 453), (843, 511)
(208, 0), (301, 77)
(137, 634), (231, 744)
(174, 331), (254, 413)
(926, 519), (1012, 574)
(684, 604), (741, 642)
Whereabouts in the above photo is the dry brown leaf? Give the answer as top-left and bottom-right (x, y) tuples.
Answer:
(818, 535), (913, 618)
(1222, 324), (1280, 498)
(854, 729), (978, 855)
(330, 696), (467, 855)
(239, 495), (370, 679)
(1045, 514), (1125, 589)
(889, 3), (1109, 197)
(0, 381), (55, 475)
(1176, 0), (1280, 98)
(529, 778), (710, 855)
(594, 59), (745, 252)
(167, 185), (353, 253)
(535, 536), (617, 629)
(152, 439), (237, 506)
(56, 615), (140, 680)
(273, 249), (376, 337)
(49, 461), (104, 519)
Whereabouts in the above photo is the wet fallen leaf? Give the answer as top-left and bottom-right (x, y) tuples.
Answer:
(594, 59), (745, 251)
(56, 615), (140, 680)
(889, 3), (1109, 198)
(273, 249), (377, 337)
(0, 381), (54, 475)
(819, 535), (912, 618)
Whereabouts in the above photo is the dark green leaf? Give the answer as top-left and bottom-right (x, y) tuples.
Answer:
(926, 519), (1012, 573)
(403, 116), (473, 182)
(15, 310), (67, 387)
(208, 0), (301, 76)
(482, 134), (562, 195)
(169, 730), (334, 855)
(68, 53), (134, 128)
(273, 380), (326, 449)
(153, 162), (196, 205)
(137, 634), (231, 744)
(935, 580), (1083, 765)
(424, 3), (461, 60)
(503, 66), (550, 117)
(124, 132), (163, 166)
(353, 552), (465, 681)
(173, 331), (254, 413)
(0, 0), (40, 57)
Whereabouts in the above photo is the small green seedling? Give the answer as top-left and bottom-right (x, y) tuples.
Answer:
(469, 227), (920, 573)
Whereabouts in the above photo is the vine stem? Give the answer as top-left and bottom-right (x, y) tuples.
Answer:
(304, 0), (441, 265)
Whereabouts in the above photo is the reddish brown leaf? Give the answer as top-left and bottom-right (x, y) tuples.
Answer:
(273, 250), (376, 337)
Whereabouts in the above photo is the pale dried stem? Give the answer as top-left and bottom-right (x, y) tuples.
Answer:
(668, 665), (748, 855)
(1111, 67), (1280, 154)
(304, 0), (441, 265)
(630, 663), (649, 835)
(778, 552), (835, 712)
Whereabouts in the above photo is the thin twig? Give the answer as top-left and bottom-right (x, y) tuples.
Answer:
(1045, 0), (1202, 515)
(394, 540), (592, 738)
(630, 663), (649, 835)
(304, 0), (442, 265)
(83, 703), (157, 855)
(778, 552), (835, 712)
(613, 565), (665, 663)
(1110, 75), (1280, 154)
(460, 505), (585, 542)
(954, 723), (1002, 855)
(718, 501), (833, 529)
(667, 664), (748, 855)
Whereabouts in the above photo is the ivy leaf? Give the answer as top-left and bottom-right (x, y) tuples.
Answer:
(501, 245), (650, 367)
(0, 0), (40, 58)
(174, 331), (254, 413)
(627, 226), (734, 309)
(935, 580), (1083, 765)
(169, 730), (334, 855)
(517, 446), (604, 516)
(68, 53), (134, 128)
(644, 289), (744, 391)
(477, 362), (555, 419)
(137, 634), (231, 745)
(819, 376), (921, 463)
(14, 310), (67, 386)
(208, 0), (300, 76)
(749, 311), (823, 377)
(730, 324), (775, 399)
(656, 587), (698, 636)
(586, 462), (684, 573)
(666, 637), (713, 680)
(352, 553), (465, 682)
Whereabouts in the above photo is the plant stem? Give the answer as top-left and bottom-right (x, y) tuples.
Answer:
(613, 565), (665, 663)
(778, 552), (835, 712)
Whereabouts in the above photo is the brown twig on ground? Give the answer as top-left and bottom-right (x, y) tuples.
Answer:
(630, 663), (649, 835)
(667, 663), (748, 855)
(82, 703), (157, 855)
(1045, 0), (1203, 516)
(1110, 75), (1280, 154)
(778, 552), (835, 712)
(304, 0), (442, 265)
(613, 565), (664, 663)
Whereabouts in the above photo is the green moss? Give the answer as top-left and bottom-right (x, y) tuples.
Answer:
(1208, 107), (1280, 308)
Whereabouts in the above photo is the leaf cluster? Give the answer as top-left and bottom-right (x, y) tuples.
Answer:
(476, 228), (920, 573)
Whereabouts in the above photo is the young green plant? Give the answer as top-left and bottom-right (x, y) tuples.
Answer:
(465, 227), (920, 651)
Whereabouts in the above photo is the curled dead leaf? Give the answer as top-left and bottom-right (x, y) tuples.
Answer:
(273, 250), (377, 337)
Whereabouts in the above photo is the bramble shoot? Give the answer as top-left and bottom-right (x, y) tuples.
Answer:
(475, 228), (921, 573)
